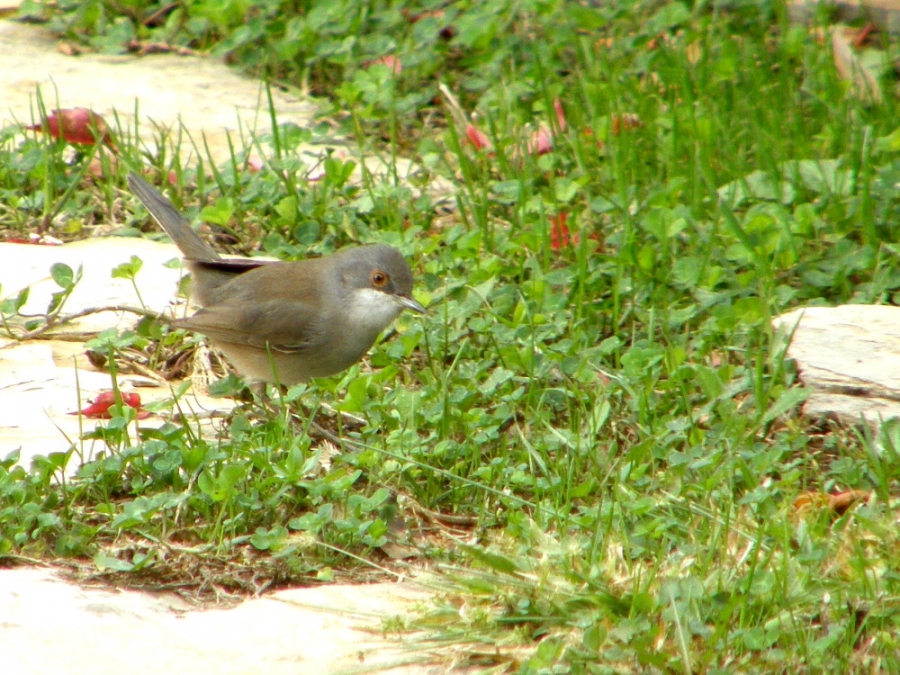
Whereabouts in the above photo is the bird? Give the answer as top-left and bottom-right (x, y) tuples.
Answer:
(127, 172), (424, 386)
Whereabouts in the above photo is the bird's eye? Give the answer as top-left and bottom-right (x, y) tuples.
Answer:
(371, 270), (389, 287)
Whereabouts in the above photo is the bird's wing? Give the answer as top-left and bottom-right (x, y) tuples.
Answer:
(174, 299), (326, 352)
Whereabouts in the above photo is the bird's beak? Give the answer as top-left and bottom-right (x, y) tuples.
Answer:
(396, 294), (426, 314)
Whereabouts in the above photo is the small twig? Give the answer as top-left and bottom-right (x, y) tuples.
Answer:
(129, 361), (168, 383)
(129, 41), (199, 57)
(853, 23), (876, 50)
(0, 304), (167, 342)
(438, 82), (470, 132)
(144, 2), (179, 28)
(407, 500), (479, 527)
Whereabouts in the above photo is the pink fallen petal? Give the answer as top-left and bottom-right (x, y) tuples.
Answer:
(465, 124), (492, 151)
(529, 125), (553, 155)
(367, 55), (402, 73)
(553, 97), (566, 132)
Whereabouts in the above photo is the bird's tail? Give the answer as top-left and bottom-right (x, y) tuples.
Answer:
(127, 172), (221, 263)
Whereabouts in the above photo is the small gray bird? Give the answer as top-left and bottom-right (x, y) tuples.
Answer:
(127, 172), (424, 385)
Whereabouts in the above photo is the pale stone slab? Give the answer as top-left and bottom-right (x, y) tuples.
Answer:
(0, 236), (236, 468)
(0, 20), (316, 167)
(774, 304), (900, 424)
(0, 237), (187, 334)
(0, 567), (445, 675)
(0, 339), (236, 469)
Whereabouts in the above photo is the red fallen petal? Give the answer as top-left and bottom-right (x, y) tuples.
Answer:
(8, 234), (61, 245)
(553, 97), (566, 132)
(581, 127), (606, 150)
(550, 212), (579, 250)
(121, 392), (142, 408)
(465, 124), (492, 151)
(26, 108), (117, 149)
(70, 390), (147, 418)
(611, 113), (642, 135)
(75, 399), (115, 418)
(529, 125), (553, 155)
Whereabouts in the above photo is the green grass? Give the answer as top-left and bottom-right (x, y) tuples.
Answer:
(3, 0), (900, 671)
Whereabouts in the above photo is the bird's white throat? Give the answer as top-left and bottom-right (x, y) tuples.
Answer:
(346, 288), (405, 333)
